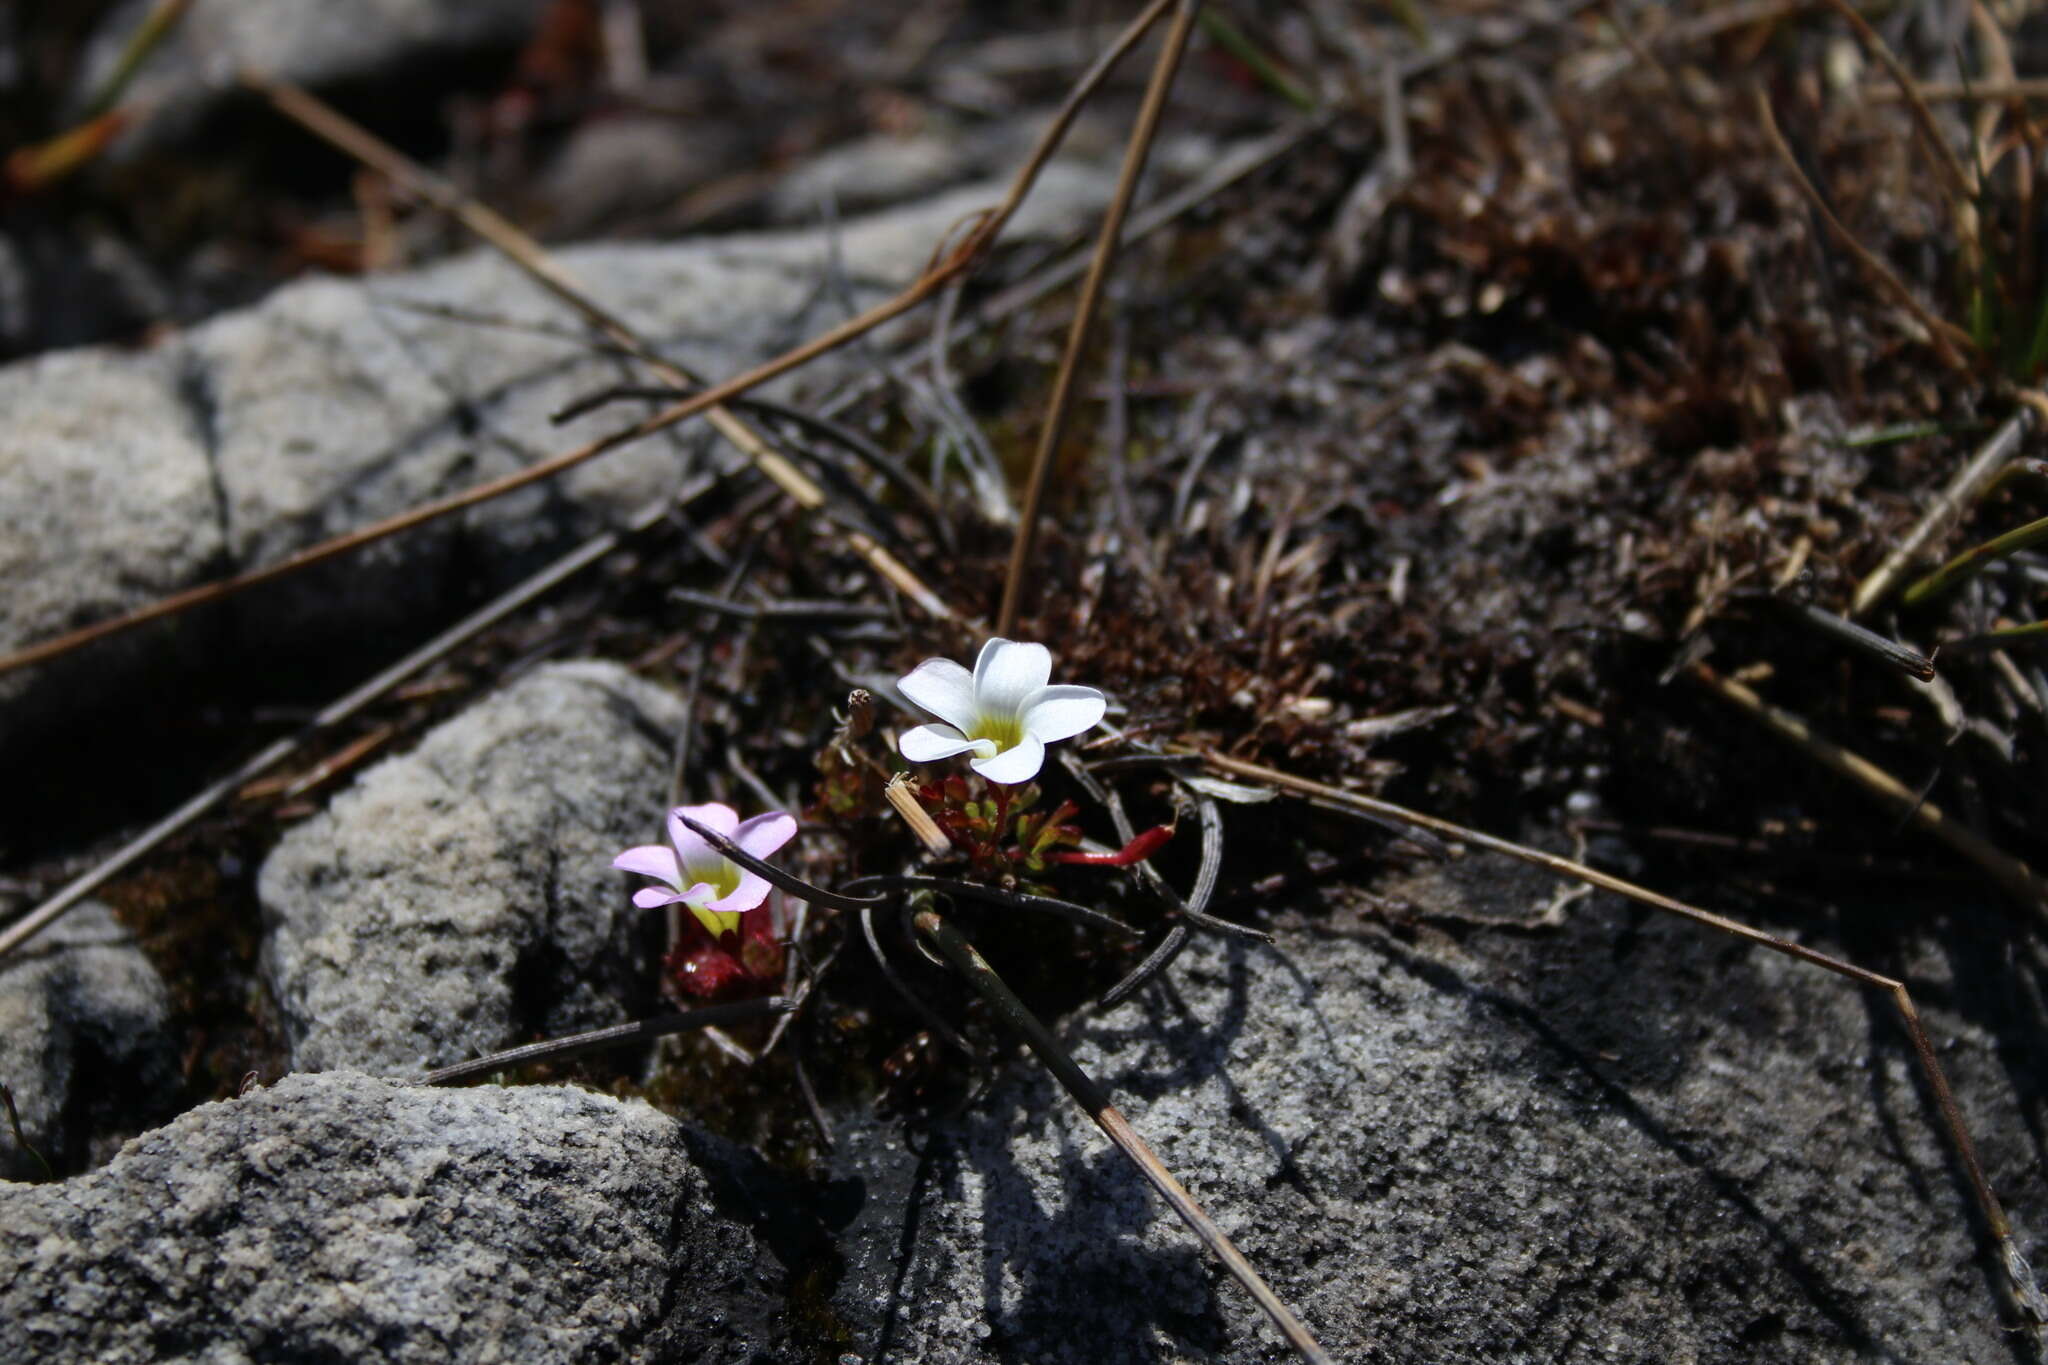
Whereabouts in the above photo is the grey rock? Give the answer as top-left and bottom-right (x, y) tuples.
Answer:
(0, 342), (220, 751)
(762, 122), (1216, 226)
(191, 161), (1114, 606)
(72, 0), (547, 150)
(0, 1069), (783, 1363)
(259, 661), (684, 1076)
(537, 113), (746, 239)
(839, 864), (2041, 1362)
(767, 131), (979, 223)
(0, 900), (177, 1179)
(0, 161), (1115, 755)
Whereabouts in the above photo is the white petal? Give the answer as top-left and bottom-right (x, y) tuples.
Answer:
(897, 657), (980, 733)
(1022, 685), (1105, 743)
(971, 734), (1046, 785)
(899, 723), (984, 763)
(973, 639), (1051, 719)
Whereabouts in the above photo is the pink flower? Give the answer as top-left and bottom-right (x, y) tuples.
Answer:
(612, 803), (797, 940)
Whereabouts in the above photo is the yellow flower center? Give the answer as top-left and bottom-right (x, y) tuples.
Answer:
(967, 710), (1024, 751)
(684, 857), (743, 903)
(691, 906), (743, 940)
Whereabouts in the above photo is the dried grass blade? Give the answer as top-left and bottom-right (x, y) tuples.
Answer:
(1900, 511), (2048, 607)
(1689, 664), (2046, 917)
(997, 0), (1205, 636)
(1853, 406), (2030, 616)
(246, 72), (959, 624)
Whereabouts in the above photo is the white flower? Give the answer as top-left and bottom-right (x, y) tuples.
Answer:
(896, 638), (1105, 784)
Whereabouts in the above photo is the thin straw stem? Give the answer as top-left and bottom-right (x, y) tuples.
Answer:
(1853, 407), (2030, 617)
(1754, 86), (1974, 370)
(1689, 664), (2046, 917)
(1901, 511), (2048, 607)
(247, 73), (958, 623)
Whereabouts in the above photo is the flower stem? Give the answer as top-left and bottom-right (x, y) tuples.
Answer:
(1050, 824), (1175, 866)
(990, 782), (1016, 866)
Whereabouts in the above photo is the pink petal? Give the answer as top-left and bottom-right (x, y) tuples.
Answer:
(636, 879), (718, 910)
(734, 811), (797, 860)
(704, 870), (772, 915)
(973, 639), (1051, 719)
(676, 802), (739, 838)
(897, 657), (980, 733)
(669, 802), (738, 865)
(612, 845), (682, 885)
(971, 733), (1046, 785)
(1023, 685), (1106, 743)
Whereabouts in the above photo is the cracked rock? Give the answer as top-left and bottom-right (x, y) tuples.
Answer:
(259, 661), (683, 1076)
(0, 900), (178, 1179)
(0, 1069), (783, 1364)
(836, 866), (2038, 1362)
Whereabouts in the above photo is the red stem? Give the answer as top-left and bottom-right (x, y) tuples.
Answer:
(1050, 824), (1174, 867)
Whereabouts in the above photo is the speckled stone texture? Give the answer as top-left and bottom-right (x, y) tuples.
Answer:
(832, 856), (2044, 1363)
(259, 661), (682, 1077)
(0, 900), (177, 1179)
(0, 1069), (783, 1364)
(0, 346), (222, 754)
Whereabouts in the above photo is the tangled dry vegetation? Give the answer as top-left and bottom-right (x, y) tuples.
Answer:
(7, 1), (2048, 1360)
